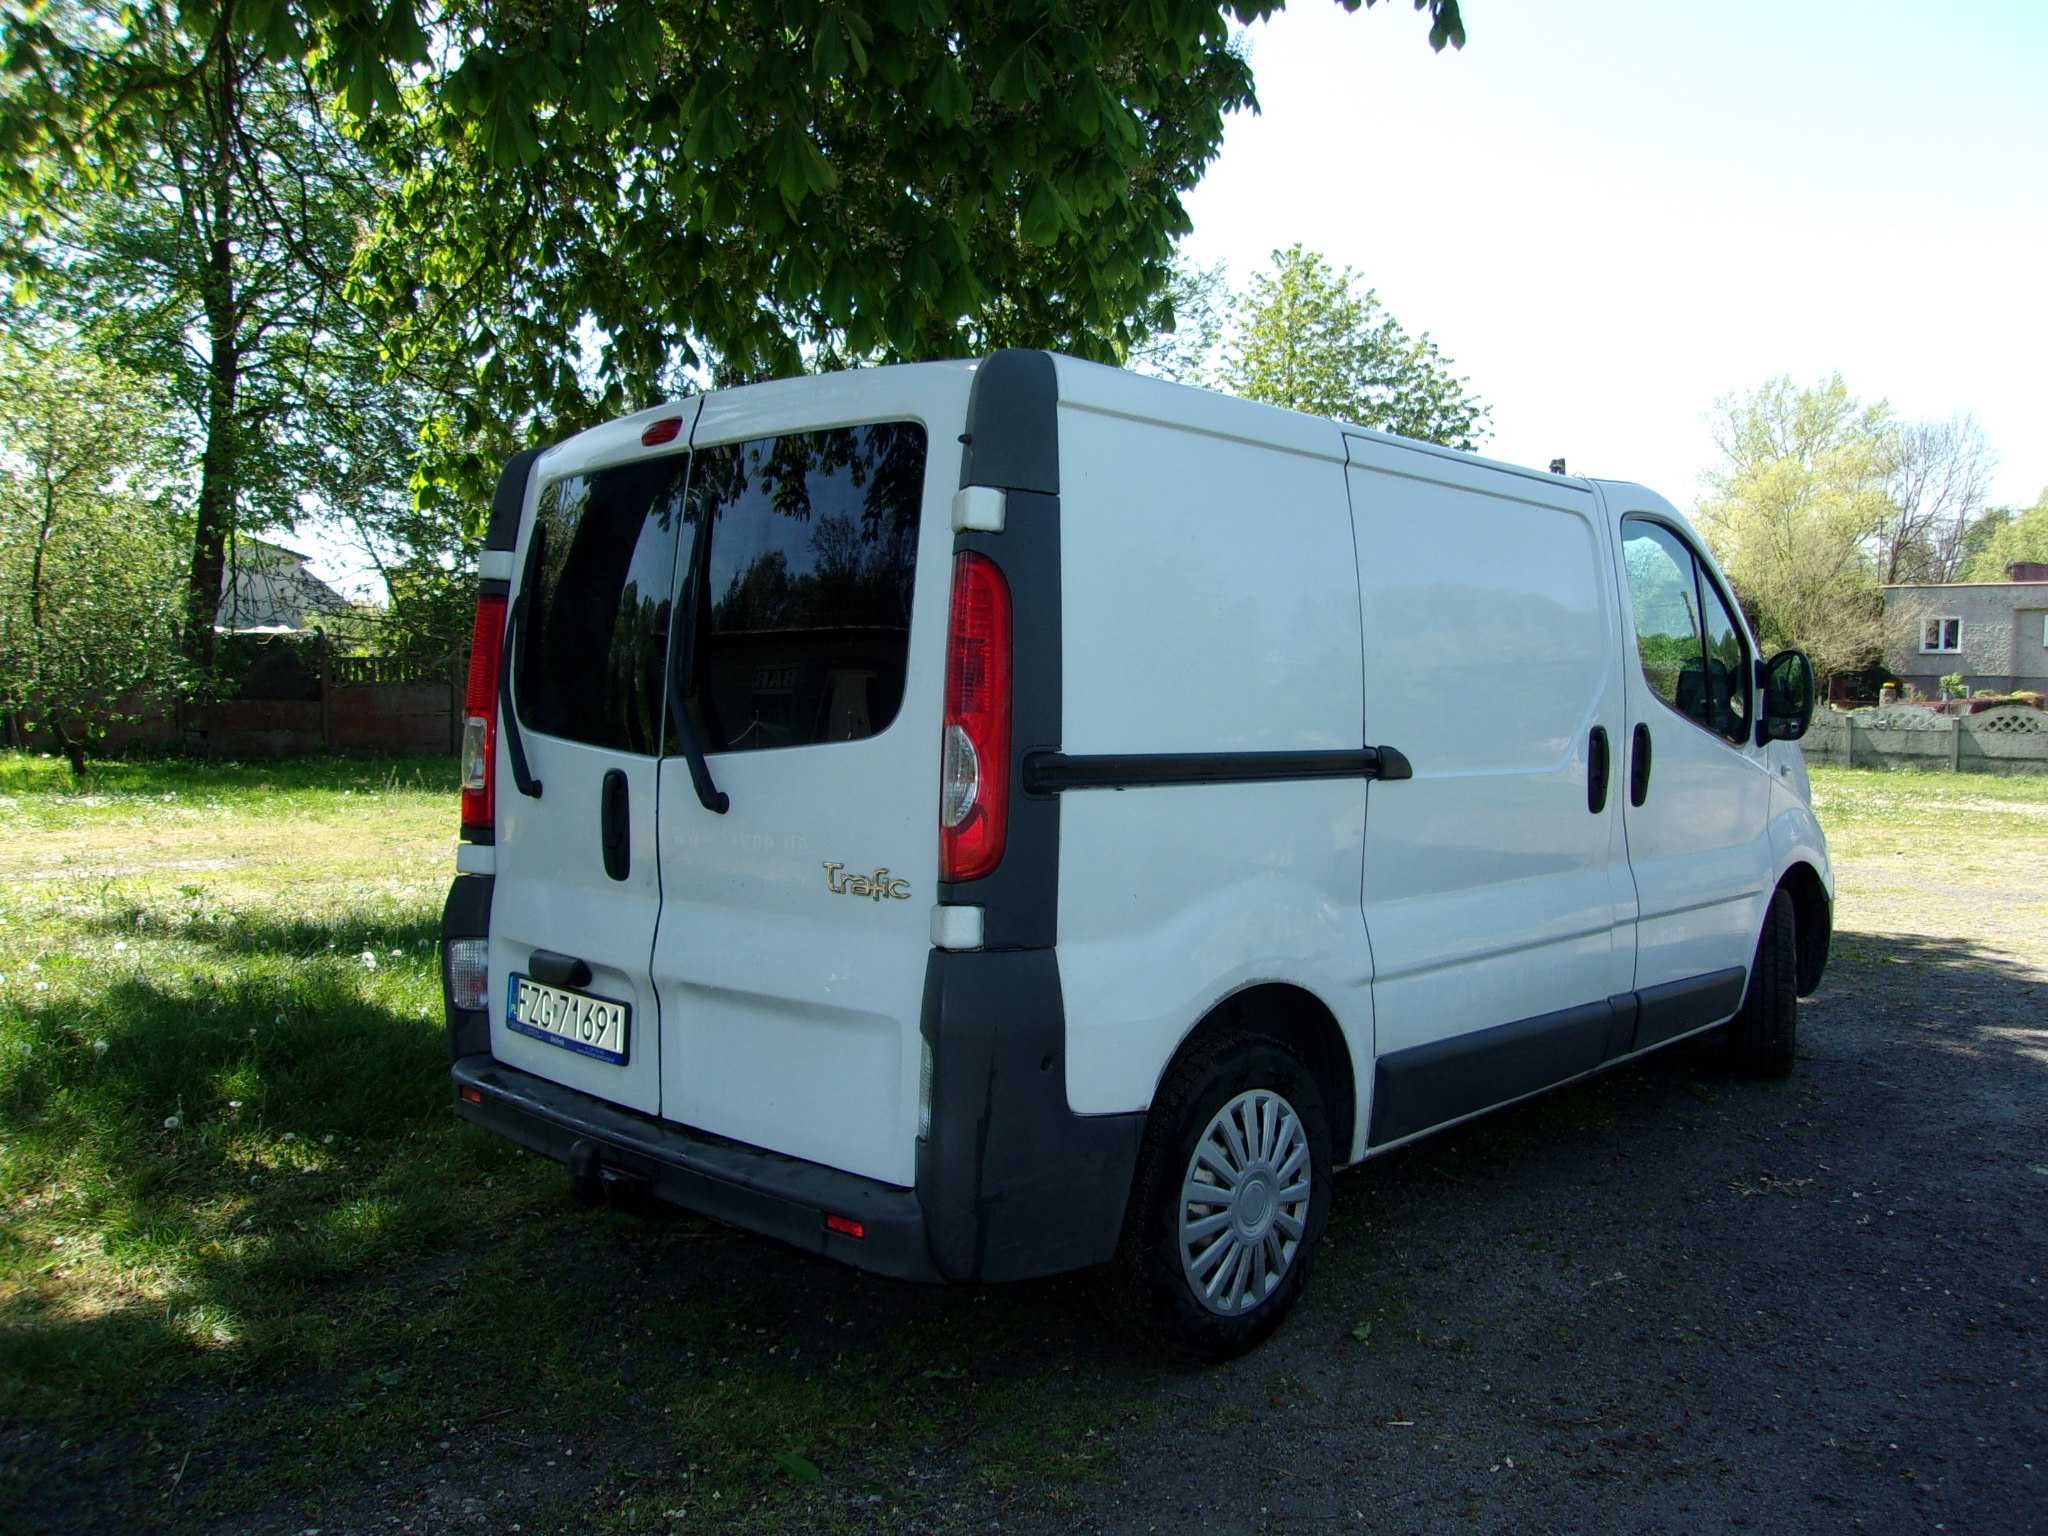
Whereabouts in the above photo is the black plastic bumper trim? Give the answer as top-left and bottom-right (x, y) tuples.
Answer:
(451, 1056), (939, 1282)
(916, 947), (1145, 1283)
(440, 875), (493, 1059)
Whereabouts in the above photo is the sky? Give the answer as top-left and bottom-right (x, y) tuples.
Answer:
(299, 0), (2048, 596)
(1178, 0), (2048, 510)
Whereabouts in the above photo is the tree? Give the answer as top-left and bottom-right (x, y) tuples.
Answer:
(1872, 415), (1994, 584)
(1958, 488), (2048, 581)
(3, 0), (1468, 510)
(2, 10), (475, 672)
(1126, 257), (1233, 387)
(0, 339), (188, 774)
(1695, 375), (1892, 686)
(1218, 244), (1488, 448)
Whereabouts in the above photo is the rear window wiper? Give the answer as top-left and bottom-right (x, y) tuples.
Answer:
(668, 510), (729, 815)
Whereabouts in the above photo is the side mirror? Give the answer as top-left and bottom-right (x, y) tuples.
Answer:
(1757, 649), (1816, 744)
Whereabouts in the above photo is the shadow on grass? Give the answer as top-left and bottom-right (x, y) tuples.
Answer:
(7, 922), (2044, 1530)
(80, 900), (439, 967)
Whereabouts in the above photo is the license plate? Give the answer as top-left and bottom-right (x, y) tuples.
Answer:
(506, 974), (630, 1064)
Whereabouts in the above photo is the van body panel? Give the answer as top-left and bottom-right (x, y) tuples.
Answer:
(446, 353), (1834, 1309)
(1598, 485), (1775, 994)
(648, 365), (972, 1189)
(1050, 391), (1372, 1123)
(1343, 440), (1637, 1066)
(1057, 780), (1373, 1121)
(486, 399), (703, 1117)
(1055, 398), (1357, 755)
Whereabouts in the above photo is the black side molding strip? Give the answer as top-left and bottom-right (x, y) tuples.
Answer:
(1633, 966), (1747, 1050)
(1367, 965), (1751, 1148)
(1023, 745), (1411, 795)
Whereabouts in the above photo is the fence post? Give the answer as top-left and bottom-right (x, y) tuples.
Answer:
(448, 653), (461, 754)
(1951, 715), (1964, 772)
(319, 638), (333, 752)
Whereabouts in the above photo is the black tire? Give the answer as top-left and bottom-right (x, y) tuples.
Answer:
(1728, 887), (1798, 1077)
(1115, 1030), (1333, 1359)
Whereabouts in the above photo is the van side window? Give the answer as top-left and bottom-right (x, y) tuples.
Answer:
(678, 422), (926, 753)
(517, 456), (687, 755)
(1621, 520), (1702, 715)
(1621, 517), (1750, 746)
(1695, 570), (1750, 743)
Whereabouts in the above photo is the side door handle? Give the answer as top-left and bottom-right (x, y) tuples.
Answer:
(600, 769), (630, 882)
(1587, 726), (1610, 814)
(1630, 722), (1653, 807)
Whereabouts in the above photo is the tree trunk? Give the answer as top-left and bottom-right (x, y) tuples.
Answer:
(183, 49), (242, 674)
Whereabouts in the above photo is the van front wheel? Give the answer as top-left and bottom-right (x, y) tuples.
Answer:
(1727, 888), (1798, 1078)
(1118, 1035), (1332, 1358)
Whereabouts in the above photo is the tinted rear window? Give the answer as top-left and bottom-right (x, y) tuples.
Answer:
(678, 423), (926, 753)
(516, 455), (686, 755)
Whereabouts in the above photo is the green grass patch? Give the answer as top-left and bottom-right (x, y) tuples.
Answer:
(0, 751), (1170, 1532)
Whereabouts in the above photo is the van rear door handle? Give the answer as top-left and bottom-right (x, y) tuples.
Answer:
(1630, 722), (1653, 807)
(528, 950), (593, 989)
(1587, 726), (1610, 814)
(600, 769), (630, 882)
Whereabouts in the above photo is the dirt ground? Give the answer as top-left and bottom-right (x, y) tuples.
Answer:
(8, 765), (2045, 1534)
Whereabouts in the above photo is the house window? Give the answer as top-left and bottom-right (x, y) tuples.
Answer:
(1920, 616), (1962, 653)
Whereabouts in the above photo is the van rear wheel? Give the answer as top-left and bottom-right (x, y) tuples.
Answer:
(1117, 1033), (1332, 1358)
(1727, 888), (1798, 1078)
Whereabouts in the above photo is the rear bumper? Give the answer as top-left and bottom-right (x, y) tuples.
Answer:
(452, 1054), (941, 1282)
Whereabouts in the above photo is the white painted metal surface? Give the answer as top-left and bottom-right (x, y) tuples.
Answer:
(486, 396), (701, 1117)
(646, 364), (973, 1189)
(1050, 379), (1374, 1143)
(1345, 437), (1637, 1058)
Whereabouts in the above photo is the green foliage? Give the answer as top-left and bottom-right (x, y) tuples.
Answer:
(0, 339), (190, 772)
(1957, 487), (2048, 580)
(1940, 671), (1966, 700)
(370, 0), (1456, 504)
(1, 6), (489, 669)
(1696, 375), (1893, 685)
(1218, 244), (1489, 449)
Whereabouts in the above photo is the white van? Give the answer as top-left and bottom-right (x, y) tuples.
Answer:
(440, 351), (1832, 1355)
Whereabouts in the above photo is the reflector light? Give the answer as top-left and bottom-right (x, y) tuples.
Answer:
(939, 553), (1012, 882)
(445, 937), (490, 1012)
(825, 1213), (866, 1240)
(459, 1085), (483, 1105)
(641, 416), (684, 446)
(460, 593), (509, 833)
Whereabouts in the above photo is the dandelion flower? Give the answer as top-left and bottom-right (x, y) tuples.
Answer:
(92, 1038), (109, 1055)
(359, 951), (377, 970)
(164, 1114), (181, 1131)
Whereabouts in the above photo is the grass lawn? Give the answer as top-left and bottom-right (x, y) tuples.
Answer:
(1, 753), (2043, 1531)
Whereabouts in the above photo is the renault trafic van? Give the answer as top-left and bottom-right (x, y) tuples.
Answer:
(441, 351), (1831, 1355)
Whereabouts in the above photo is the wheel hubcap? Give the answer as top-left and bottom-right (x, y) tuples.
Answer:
(1178, 1088), (1312, 1316)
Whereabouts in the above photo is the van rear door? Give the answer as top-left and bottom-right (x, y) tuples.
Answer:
(650, 367), (970, 1188)
(488, 404), (700, 1116)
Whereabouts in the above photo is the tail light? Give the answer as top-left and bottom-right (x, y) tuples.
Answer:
(460, 593), (509, 834)
(939, 552), (1012, 882)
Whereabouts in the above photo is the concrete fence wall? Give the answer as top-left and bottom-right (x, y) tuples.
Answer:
(1803, 704), (2048, 774)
